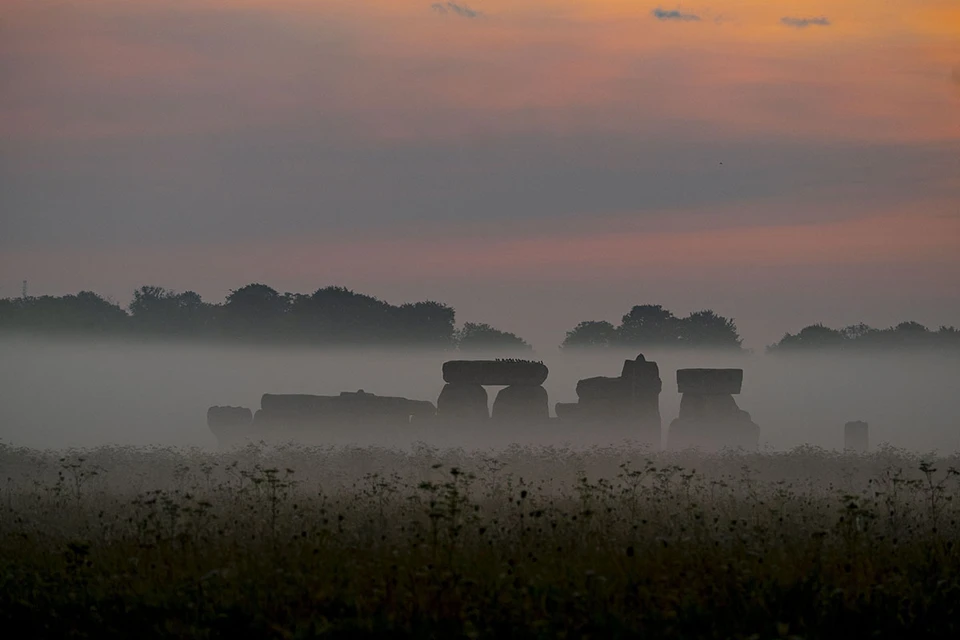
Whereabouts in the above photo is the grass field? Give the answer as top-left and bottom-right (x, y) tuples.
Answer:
(2, 441), (960, 638)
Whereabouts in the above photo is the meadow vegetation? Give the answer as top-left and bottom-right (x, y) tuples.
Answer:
(2, 441), (960, 638)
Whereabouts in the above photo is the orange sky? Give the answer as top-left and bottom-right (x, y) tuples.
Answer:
(3, 0), (958, 142)
(1, 0), (958, 346)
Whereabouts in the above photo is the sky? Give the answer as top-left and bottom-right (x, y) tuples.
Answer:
(1, 0), (958, 349)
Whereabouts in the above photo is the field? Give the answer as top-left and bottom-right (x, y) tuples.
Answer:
(3, 441), (960, 638)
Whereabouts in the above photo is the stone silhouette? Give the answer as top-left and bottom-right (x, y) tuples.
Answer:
(492, 384), (549, 423)
(208, 391), (435, 446)
(557, 354), (662, 447)
(620, 355), (663, 430)
(667, 369), (759, 451)
(202, 358), (758, 451)
(206, 406), (253, 446)
(436, 383), (489, 422)
(553, 401), (580, 421)
(844, 420), (869, 453)
(442, 359), (548, 386)
(260, 391), (434, 422)
(439, 359), (549, 425)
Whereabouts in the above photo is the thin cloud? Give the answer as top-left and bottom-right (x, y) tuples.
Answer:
(781, 16), (831, 28)
(652, 8), (701, 22)
(431, 3), (482, 19)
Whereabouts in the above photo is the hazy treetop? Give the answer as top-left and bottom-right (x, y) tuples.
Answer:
(1, 286), (954, 353)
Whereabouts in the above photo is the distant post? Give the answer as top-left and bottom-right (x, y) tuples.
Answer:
(844, 421), (869, 453)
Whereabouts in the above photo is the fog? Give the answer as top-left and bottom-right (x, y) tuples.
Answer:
(1, 336), (957, 453)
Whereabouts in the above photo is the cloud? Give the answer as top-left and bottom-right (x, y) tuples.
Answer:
(781, 16), (831, 28)
(431, 3), (482, 19)
(651, 8), (701, 22)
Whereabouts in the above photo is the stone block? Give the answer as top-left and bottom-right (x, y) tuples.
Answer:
(492, 385), (549, 422)
(676, 369), (743, 395)
(554, 402), (581, 420)
(442, 360), (548, 386)
(206, 406), (252, 428)
(436, 383), (489, 421)
(576, 376), (631, 402)
(844, 421), (869, 453)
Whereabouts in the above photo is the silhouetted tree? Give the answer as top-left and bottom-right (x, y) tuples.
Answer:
(768, 324), (846, 351)
(561, 320), (616, 349)
(285, 287), (456, 345)
(455, 322), (531, 352)
(222, 283), (288, 338)
(129, 286), (215, 336)
(841, 323), (875, 341)
(936, 326), (960, 348)
(394, 301), (456, 346)
(678, 310), (743, 349)
(766, 321), (959, 352)
(889, 321), (930, 346)
(2, 285), (955, 353)
(289, 286), (390, 342)
(560, 305), (744, 350)
(129, 286), (169, 319)
(225, 284), (287, 317)
(615, 305), (681, 348)
(6, 291), (127, 334)
(0, 298), (15, 329)
(0, 284), (462, 346)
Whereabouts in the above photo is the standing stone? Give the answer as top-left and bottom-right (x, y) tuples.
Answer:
(207, 406), (253, 448)
(261, 393), (337, 413)
(668, 368), (758, 452)
(437, 383), (489, 422)
(621, 354), (662, 389)
(676, 369), (743, 395)
(574, 377), (632, 428)
(677, 393), (742, 421)
(207, 406), (253, 429)
(554, 402), (581, 421)
(621, 354), (662, 436)
(561, 354), (661, 447)
(492, 385), (549, 423)
(844, 421), (869, 453)
(576, 376), (631, 404)
(257, 391), (435, 430)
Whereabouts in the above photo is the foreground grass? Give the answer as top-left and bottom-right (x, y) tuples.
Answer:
(2, 442), (960, 638)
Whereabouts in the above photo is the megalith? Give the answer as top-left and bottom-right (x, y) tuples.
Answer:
(438, 359), (550, 426)
(207, 405), (253, 429)
(620, 354), (662, 433)
(559, 354), (662, 446)
(257, 391), (435, 431)
(207, 405), (253, 447)
(443, 360), (548, 386)
(844, 421), (869, 453)
(668, 369), (759, 451)
(492, 384), (549, 423)
(335, 390), (436, 425)
(436, 383), (489, 422)
(554, 402), (581, 421)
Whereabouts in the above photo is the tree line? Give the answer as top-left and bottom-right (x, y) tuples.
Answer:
(766, 321), (960, 352)
(560, 305), (744, 350)
(562, 304), (957, 351)
(1, 287), (955, 351)
(0, 284), (531, 351)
